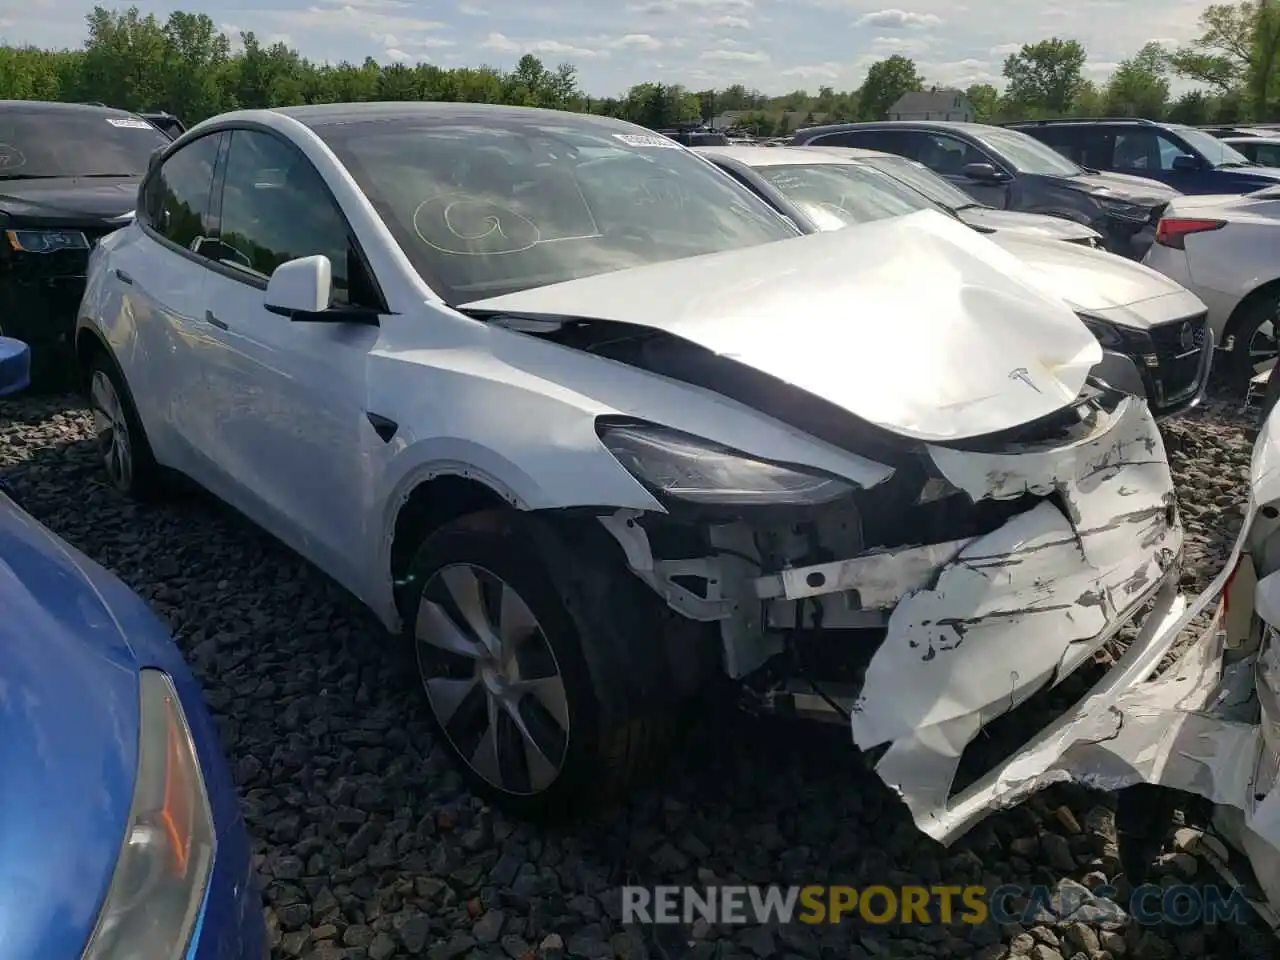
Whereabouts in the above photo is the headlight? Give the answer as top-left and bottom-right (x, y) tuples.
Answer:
(5, 228), (90, 253)
(598, 422), (856, 506)
(83, 670), (216, 960)
(1094, 197), (1148, 222)
(1077, 313), (1126, 349)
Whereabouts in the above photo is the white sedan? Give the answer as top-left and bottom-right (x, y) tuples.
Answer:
(1143, 187), (1280, 393)
(78, 103), (1210, 844)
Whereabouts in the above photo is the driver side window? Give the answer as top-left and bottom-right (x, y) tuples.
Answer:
(911, 133), (988, 176)
(214, 129), (357, 306)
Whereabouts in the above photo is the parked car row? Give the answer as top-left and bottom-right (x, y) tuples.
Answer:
(7, 97), (1280, 940)
(789, 117), (1280, 395)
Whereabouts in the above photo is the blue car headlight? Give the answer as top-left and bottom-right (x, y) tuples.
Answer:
(5, 228), (90, 253)
(83, 670), (216, 960)
(598, 421), (856, 506)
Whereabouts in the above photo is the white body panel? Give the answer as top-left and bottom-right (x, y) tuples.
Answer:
(1143, 190), (1280, 340)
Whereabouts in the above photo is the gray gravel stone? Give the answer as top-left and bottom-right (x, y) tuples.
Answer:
(2, 393), (1267, 960)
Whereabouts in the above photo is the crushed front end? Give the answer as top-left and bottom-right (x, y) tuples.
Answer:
(597, 381), (1209, 844)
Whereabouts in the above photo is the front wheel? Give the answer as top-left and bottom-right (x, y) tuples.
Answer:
(402, 510), (678, 819)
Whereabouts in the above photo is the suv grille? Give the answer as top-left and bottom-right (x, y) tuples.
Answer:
(1147, 313), (1208, 406)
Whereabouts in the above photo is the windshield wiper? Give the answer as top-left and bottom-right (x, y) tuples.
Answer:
(1078, 165), (1100, 175)
(0, 173), (58, 181)
(76, 173), (140, 178)
(952, 202), (983, 212)
(1217, 161), (1255, 168)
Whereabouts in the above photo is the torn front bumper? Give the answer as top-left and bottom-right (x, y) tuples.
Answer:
(755, 396), (1217, 845)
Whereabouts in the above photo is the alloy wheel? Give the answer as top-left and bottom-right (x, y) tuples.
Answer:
(1250, 314), (1280, 379)
(415, 563), (570, 795)
(90, 369), (134, 491)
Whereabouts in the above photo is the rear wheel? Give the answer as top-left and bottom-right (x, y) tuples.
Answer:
(402, 510), (679, 818)
(87, 354), (163, 499)
(1224, 291), (1280, 396)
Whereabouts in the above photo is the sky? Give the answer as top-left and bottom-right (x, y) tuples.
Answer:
(0, 0), (1223, 97)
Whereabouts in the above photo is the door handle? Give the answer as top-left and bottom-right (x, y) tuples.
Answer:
(115, 269), (133, 285)
(205, 310), (228, 330)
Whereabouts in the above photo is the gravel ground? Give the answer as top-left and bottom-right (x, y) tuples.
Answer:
(0, 393), (1275, 960)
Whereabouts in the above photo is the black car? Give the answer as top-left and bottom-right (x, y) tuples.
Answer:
(1006, 117), (1280, 196)
(0, 101), (170, 384)
(790, 120), (1178, 259)
(139, 111), (187, 139)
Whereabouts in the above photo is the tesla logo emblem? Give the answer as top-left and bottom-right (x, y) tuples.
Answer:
(1008, 367), (1042, 393)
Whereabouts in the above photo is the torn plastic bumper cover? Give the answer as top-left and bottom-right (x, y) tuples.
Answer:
(757, 396), (1219, 845)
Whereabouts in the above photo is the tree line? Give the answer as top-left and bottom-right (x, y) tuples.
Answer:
(0, 2), (1277, 136)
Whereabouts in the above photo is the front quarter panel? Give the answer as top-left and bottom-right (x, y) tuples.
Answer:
(365, 308), (896, 617)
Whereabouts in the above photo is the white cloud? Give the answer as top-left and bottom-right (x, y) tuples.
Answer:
(708, 14), (751, 28)
(458, 2), (488, 13)
(482, 32), (606, 59)
(855, 9), (942, 29)
(700, 47), (769, 63)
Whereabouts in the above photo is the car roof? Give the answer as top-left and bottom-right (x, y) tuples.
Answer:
(1224, 135), (1280, 144)
(797, 120), (993, 138)
(265, 101), (639, 134)
(696, 144), (880, 167)
(0, 99), (141, 119)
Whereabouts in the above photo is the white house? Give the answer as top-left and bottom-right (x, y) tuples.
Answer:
(887, 90), (975, 122)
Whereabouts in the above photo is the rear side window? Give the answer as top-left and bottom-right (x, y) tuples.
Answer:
(808, 130), (909, 154)
(143, 133), (221, 251)
(0, 109), (170, 178)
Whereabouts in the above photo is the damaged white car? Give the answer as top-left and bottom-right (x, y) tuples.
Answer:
(77, 103), (1190, 829)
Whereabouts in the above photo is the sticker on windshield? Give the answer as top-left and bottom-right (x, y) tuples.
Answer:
(613, 133), (681, 149)
(106, 118), (156, 129)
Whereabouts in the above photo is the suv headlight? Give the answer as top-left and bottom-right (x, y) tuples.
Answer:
(598, 422), (856, 506)
(1077, 313), (1126, 349)
(83, 670), (216, 960)
(1095, 197), (1149, 222)
(5, 228), (90, 253)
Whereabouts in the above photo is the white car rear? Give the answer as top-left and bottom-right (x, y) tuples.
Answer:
(1144, 187), (1280, 392)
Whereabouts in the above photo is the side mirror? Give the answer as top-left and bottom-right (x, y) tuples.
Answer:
(264, 255), (334, 318)
(962, 162), (1008, 182)
(0, 337), (32, 397)
(263, 255), (380, 325)
(1171, 154), (1201, 171)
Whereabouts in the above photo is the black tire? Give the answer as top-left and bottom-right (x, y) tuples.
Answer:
(400, 508), (680, 820)
(86, 351), (164, 500)
(1224, 292), (1280, 396)
(1260, 357), (1280, 429)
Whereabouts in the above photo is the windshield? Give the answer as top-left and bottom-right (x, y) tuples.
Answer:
(972, 126), (1084, 177)
(317, 117), (796, 304)
(1170, 124), (1252, 167)
(753, 162), (933, 230)
(0, 110), (170, 178)
(855, 154), (979, 210)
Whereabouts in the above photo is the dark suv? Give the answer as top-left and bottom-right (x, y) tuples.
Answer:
(1005, 117), (1280, 195)
(791, 120), (1177, 259)
(0, 100), (171, 385)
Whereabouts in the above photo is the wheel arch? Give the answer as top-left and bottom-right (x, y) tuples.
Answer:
(1223, 276), (1280, 350)
(74, 325), (115, 394)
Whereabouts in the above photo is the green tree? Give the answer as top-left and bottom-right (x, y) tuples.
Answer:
(1104, 42), (1171, 118)
(857, 55), (922, 120)
(1169, 2), (1256, 94)
(964, 83), (999, 121)
(1002, 37), (1087, 114)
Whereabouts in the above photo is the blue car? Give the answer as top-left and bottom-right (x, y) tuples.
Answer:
(1006, 117), (1280, 195)
(0, 337), (266, 959)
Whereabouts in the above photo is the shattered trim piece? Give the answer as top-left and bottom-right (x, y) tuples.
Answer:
(753, 539), (972, 605)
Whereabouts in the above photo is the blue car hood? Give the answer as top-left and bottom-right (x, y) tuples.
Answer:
(0, 496), (140, 960)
